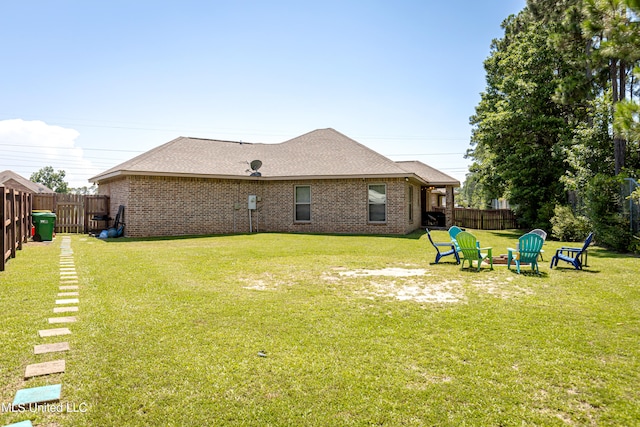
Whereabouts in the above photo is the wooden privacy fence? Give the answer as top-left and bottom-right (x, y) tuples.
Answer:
(453, 208), (518, 230)
(32, 194), (110, 234)
(2, 186), (32, 272)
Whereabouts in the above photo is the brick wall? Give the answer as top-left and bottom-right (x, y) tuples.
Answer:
(97, 175), (423, 237)
(97, 178), (129, 229)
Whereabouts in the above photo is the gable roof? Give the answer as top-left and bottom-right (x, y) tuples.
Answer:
(0, 170), (55, 193)
(90, 128), (459, 187)
(395, 161), (460, 187)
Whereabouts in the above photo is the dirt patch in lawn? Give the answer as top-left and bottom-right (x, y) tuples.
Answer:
(471, 276), (534, 299)
(337, 267), (429, 277)
(240, 273), (284, 291)
(325, 267), (464, 303)
(244, 267), (532, 302)
(363, 278), (464, 303)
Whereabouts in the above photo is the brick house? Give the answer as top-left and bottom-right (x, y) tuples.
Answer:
(90, 129), (459, 237)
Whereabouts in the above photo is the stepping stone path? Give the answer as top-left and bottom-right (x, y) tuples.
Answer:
(53, 306), (78, 313)
(55, 298), (79, 305)
(4, 420), (34, 426)
(38, 327), (71, 338)
(34, 342), (70, 355)
(12, 384), (62, 409)
(48, 316), (77, 324)
(8, 236), (83, 424)
(57, 292), (79, 297)
(24, 360), (66, 379)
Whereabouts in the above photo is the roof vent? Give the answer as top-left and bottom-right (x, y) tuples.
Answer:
(247, 159), (262, 177)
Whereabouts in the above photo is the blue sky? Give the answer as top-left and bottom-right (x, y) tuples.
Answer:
(0, 1), (525, 188)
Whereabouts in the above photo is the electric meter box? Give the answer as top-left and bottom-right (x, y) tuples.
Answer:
(248, 195), (257, 210)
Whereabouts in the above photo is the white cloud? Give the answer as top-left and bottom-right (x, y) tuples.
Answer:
(0, 119), (99, 188)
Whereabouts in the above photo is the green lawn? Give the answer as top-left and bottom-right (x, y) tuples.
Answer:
(1, 230), (639, 426)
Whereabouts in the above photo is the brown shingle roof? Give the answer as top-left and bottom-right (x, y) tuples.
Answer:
(395, 161), (460, 187)
(0, 170), (55, 193)
(90, 128), (459, 187)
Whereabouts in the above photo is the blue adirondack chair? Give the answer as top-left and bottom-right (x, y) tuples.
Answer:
(456, 231), (493, 271)
(507, 233), (544, 274)
(426, 228), (460, 264)
(550, 232), (594, 270)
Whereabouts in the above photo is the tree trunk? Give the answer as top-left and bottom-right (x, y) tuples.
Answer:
(612, 59), (627, 175)
(614, 137), (626, 174)
(611, 60), (619, 103)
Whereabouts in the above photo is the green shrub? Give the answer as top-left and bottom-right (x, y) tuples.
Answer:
(550, 205), (591, 241)
(585, 174), (632, 252)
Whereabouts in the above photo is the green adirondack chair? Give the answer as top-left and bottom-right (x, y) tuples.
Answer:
(507, 233), (544, 274)
(456, 231), (493, 271)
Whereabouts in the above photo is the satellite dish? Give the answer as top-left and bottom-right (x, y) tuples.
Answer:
(250, 160), (262, 171)
(248, 159), (262, 177)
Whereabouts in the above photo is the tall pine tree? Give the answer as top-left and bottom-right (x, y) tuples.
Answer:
(468, 8), (572, 229)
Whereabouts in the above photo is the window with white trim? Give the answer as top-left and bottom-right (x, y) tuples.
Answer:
(295, 185), (311, 222)
(368, 184), (386, 222)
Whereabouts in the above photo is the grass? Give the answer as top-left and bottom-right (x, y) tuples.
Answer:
(1, 229), (639, 426)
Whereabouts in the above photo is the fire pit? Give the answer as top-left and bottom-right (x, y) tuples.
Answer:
(492, 254), (529, 266)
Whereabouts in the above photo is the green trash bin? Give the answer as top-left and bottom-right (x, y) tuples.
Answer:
(32, 211), (56, 241)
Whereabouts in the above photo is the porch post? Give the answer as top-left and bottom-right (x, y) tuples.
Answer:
(445, 185), (454, 228)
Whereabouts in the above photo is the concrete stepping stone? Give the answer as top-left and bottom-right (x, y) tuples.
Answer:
(34, 342), (70, 354)
(60, 280), (79, 284)
(53, 306), (78, 313)
(12, 384), (61, 409)
(38, 328), (71, 337)
(48, 316), (77, 324)
(55, 298), (79, 305)
(24, 360), (65, 379)
(3, 420), (34, 427)
(59, 285), (79, 290)
(57, 292), (79, 297)
(59, 271), (77, 275)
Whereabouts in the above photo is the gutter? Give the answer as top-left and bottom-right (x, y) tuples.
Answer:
(90, 170), (446, 187)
